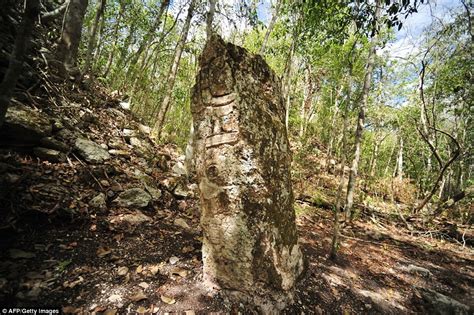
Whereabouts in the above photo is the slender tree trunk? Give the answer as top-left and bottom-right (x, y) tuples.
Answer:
(103, 1), (124, 78)
(344, 0), (381, 221)
(394, 136), (403, 180)
(153, 0), (197, 139)
(83, 0), (106, 76)
(299, 65), (314, 137)
(126, 0), (169, 77)
(369, 139), (380, 177)
(0, 0), (40, 126)
(206, 0), (217, 39)
(282, 36), (296, 131)
(259, 0), (281, 55)
(56, 0), (88, 77)
(384, 140), (396, 177)
(330, 74), (351, 259)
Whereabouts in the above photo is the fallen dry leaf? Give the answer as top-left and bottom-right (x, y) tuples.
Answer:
(96, 246), (112, 258)
(117, 266), (129, 276)
(169, 256), (179, 265)
(103, 309), (117, 315)
(136, 265), (143, 274)
(136, 306), (147, 314)
(129, 289), (147, 302)
(138, 282), (149, 289)
(170, 267), (188, 278)
(160, 295), (176, 304)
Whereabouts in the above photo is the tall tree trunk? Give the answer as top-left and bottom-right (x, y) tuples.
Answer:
(344, 0), (381, 221)
(369, 138), (380, 177)
(393, 136), (403, 180)
(206, 0), (217, 39)
(153, 0), (197, 139)
(259, 0), (281, 55)
(126, 0), (170, 76)
(56, 0), (88, 77)
(83, 0), (106, 76)
(0, 0), (40, 126)
(330, 75), (351, 259)
(299, 65), (314, 137)
(103, 1), (124, 78)
(282, 36), (296, 131)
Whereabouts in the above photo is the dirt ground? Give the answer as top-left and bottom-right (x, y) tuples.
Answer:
(1, 192), (472, 314)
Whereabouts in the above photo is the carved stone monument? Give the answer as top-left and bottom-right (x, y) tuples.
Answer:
(191, 35), (304, 311)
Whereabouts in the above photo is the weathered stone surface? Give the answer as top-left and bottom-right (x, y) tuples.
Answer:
(40, 137), (70, 153)
(33, 147), (65, 163)
(74, 137), (110, 164)
(89, 193), (107, 210)
(114, 188), (151, 208)
(191, 35), (303, 311)
(420, 288), (470, 315)
(0, 105), (52, 144)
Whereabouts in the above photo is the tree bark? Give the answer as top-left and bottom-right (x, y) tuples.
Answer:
(0, 0), (40, 126)
(282, 36), (296, 131)
(103, 0), (124, 78)
(330, 76), (351, 259)
(344, 0), (381, 221)
(126, 0), (170, 77)
(56, 0), (88, 77)
(206, 0), (217, 39)
(259, 0), (281, 55)
(153, 0), (197, 139)
(82, 0), (106, 76)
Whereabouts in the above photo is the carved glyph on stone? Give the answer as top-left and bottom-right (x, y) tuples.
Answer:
(191, 35), (304, 312)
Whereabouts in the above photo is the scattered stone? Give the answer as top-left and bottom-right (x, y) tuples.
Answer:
(40, 137), (70, 152)
(144, 184), (162, 201)
(169, 256), (179, 265)
(399, 264), (432, 278)
(119, 101), (130, 110)
(33, 147), (65, 163)
(129, 137), (141, 148)
(173, 182), (193, 198)
(174, 217), (191, 230)
(420, 288), (470, 315)
(89, 193), (107, 210)
(0, 105), (52, 144)
(74, 137), (110, 164)
(114, 188), (152, 208)
(172, 161), (187, 176)
(108, 149), (129, 156)
(122, 129), (138, 140)
(138, 124), (151, 135)
(9, 249), (36, 259)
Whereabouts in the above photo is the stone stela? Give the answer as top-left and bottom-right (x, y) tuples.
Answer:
(191, 35), (304, 312)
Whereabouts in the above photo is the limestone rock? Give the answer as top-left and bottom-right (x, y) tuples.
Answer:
(40, 137), (70, 152)
(33, 147), (65, 163)
(114, 188), (152, 208)
(191, 35), (303, 311)
(74, 137), (110, 164)
(420, 289), (470, 315)
(0, 105), (52, 144)
(399, 264), (432, 277)
(172, 161), (187, 176)
(138, 124), (151, 135)
(144, 184), (162, 201)
(89, 193), (107, 210)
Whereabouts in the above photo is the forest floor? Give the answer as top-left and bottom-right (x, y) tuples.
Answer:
(0, 81), (473, 314)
